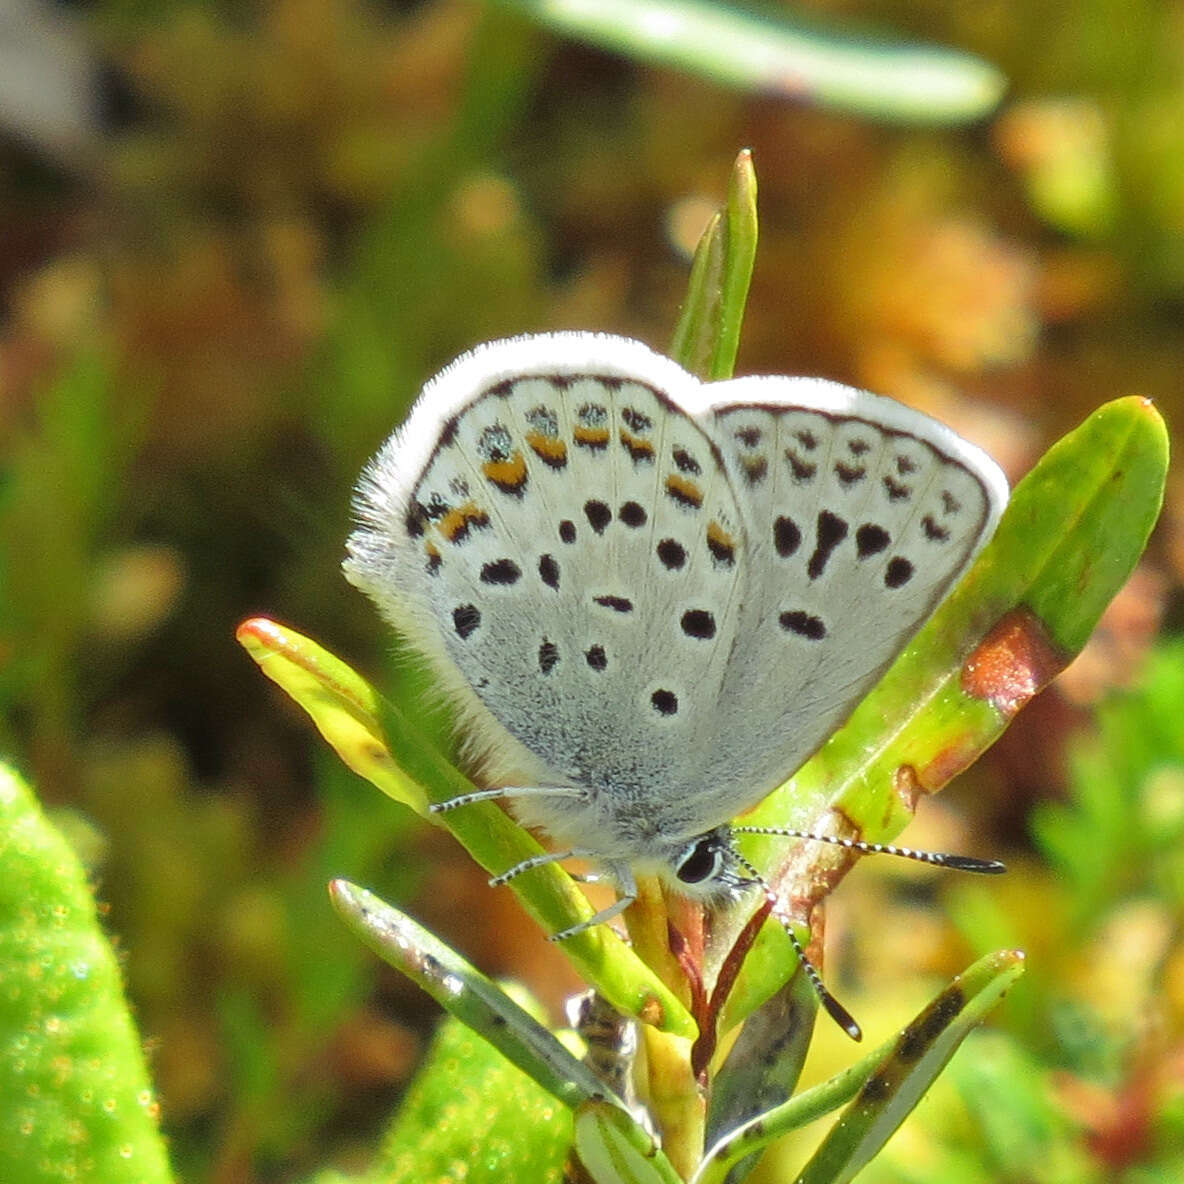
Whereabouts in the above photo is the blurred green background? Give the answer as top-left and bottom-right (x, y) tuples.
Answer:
(1, 1), (1181, 1181)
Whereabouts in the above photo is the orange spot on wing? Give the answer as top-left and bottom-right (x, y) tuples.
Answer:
(666, 473), (704, 508)
(482, 451), (528, 491)
(620, 429), (655, 461)
(526, 432), (567, 464)
(706, 520), (736, 555)
(573, 426), (611, 448)
(437, 501), (490, 542)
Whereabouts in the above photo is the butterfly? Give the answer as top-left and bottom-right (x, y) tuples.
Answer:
(344, 333), (1008, 1034)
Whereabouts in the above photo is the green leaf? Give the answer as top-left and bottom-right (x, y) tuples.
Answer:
(722, 397), (1168, 1030)
(334, 879), (684, 1184)
(495, 0), (1006, 124)
(239, 619), (695, 1037)
(704, 971), (817, 1181)
(331, 880), (620, 1109)
(693, 950), (1025, 1184)
(790, 951), (1025, 1184)
(238, 617), (426, 812)
(0, 764), (174, 1184)
(671, 149), (758, 380)
(373, 993), (572, 1184)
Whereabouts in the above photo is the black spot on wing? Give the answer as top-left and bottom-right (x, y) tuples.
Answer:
(835, 462), (866, 486)
(539, 554), (560, 589)
(594, 595), (633, 613)
(779, 611), (826, 639)
(786, 449), (817, 482)
(856, 523), (890, 558)
(680, 610), (716, 639)
(453, 604), (481, 639)
(480, 558), (521, 585)
(742, 456), (768, 485)
(619, 501), (647, 527)
(405, 500), (428, 539)
(774, 516), (801, 558)
(585, 500), (612, 534)
(885, 557), (914, 588)
(923, 514), (950, 542)
(657, 539), (687, 570)
(706, 529), (735, 567)
(807, 511), (848, 579)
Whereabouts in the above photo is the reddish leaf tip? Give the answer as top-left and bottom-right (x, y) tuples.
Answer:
(236, 616), (280, 646)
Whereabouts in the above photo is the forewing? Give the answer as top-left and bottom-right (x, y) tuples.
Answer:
(345, 335), (749, 849)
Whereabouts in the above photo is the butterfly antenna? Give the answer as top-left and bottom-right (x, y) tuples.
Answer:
(733, 851), (862, 1041)
(733, 826), (1005, 875)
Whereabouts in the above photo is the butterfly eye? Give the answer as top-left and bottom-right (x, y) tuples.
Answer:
(675, 836), (724, 885)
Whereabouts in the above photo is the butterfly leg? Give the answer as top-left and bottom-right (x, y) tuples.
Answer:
(429, 785), (583, 813)
(489, 847), (597, 886)
(549, 865), (638, 942)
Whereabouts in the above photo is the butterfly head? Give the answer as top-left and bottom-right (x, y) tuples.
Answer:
(663, 826), (758, 902)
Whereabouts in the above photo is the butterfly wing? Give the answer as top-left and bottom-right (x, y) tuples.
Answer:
(685, 376), (1008, 821)
(345, 334), (751, 859)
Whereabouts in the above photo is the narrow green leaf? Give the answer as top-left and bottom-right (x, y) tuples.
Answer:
(575, 1099), (686, 1184)
(694, 951), (1025, 1184)
(722, 397), (1168, 1028)
(238, 617), (425, 812)
(496, 0), (1006, 124)
(239, 619), (695, 1037)
(790, 951), (1025, 1184)
(670, 211), (725, 378)
(331, 880), (619, 1108)
(333, 879), (684, 1184)
(671, 149), (758, 380)
(0, 765), (174, 1184)
(712, 149), (759, 380)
